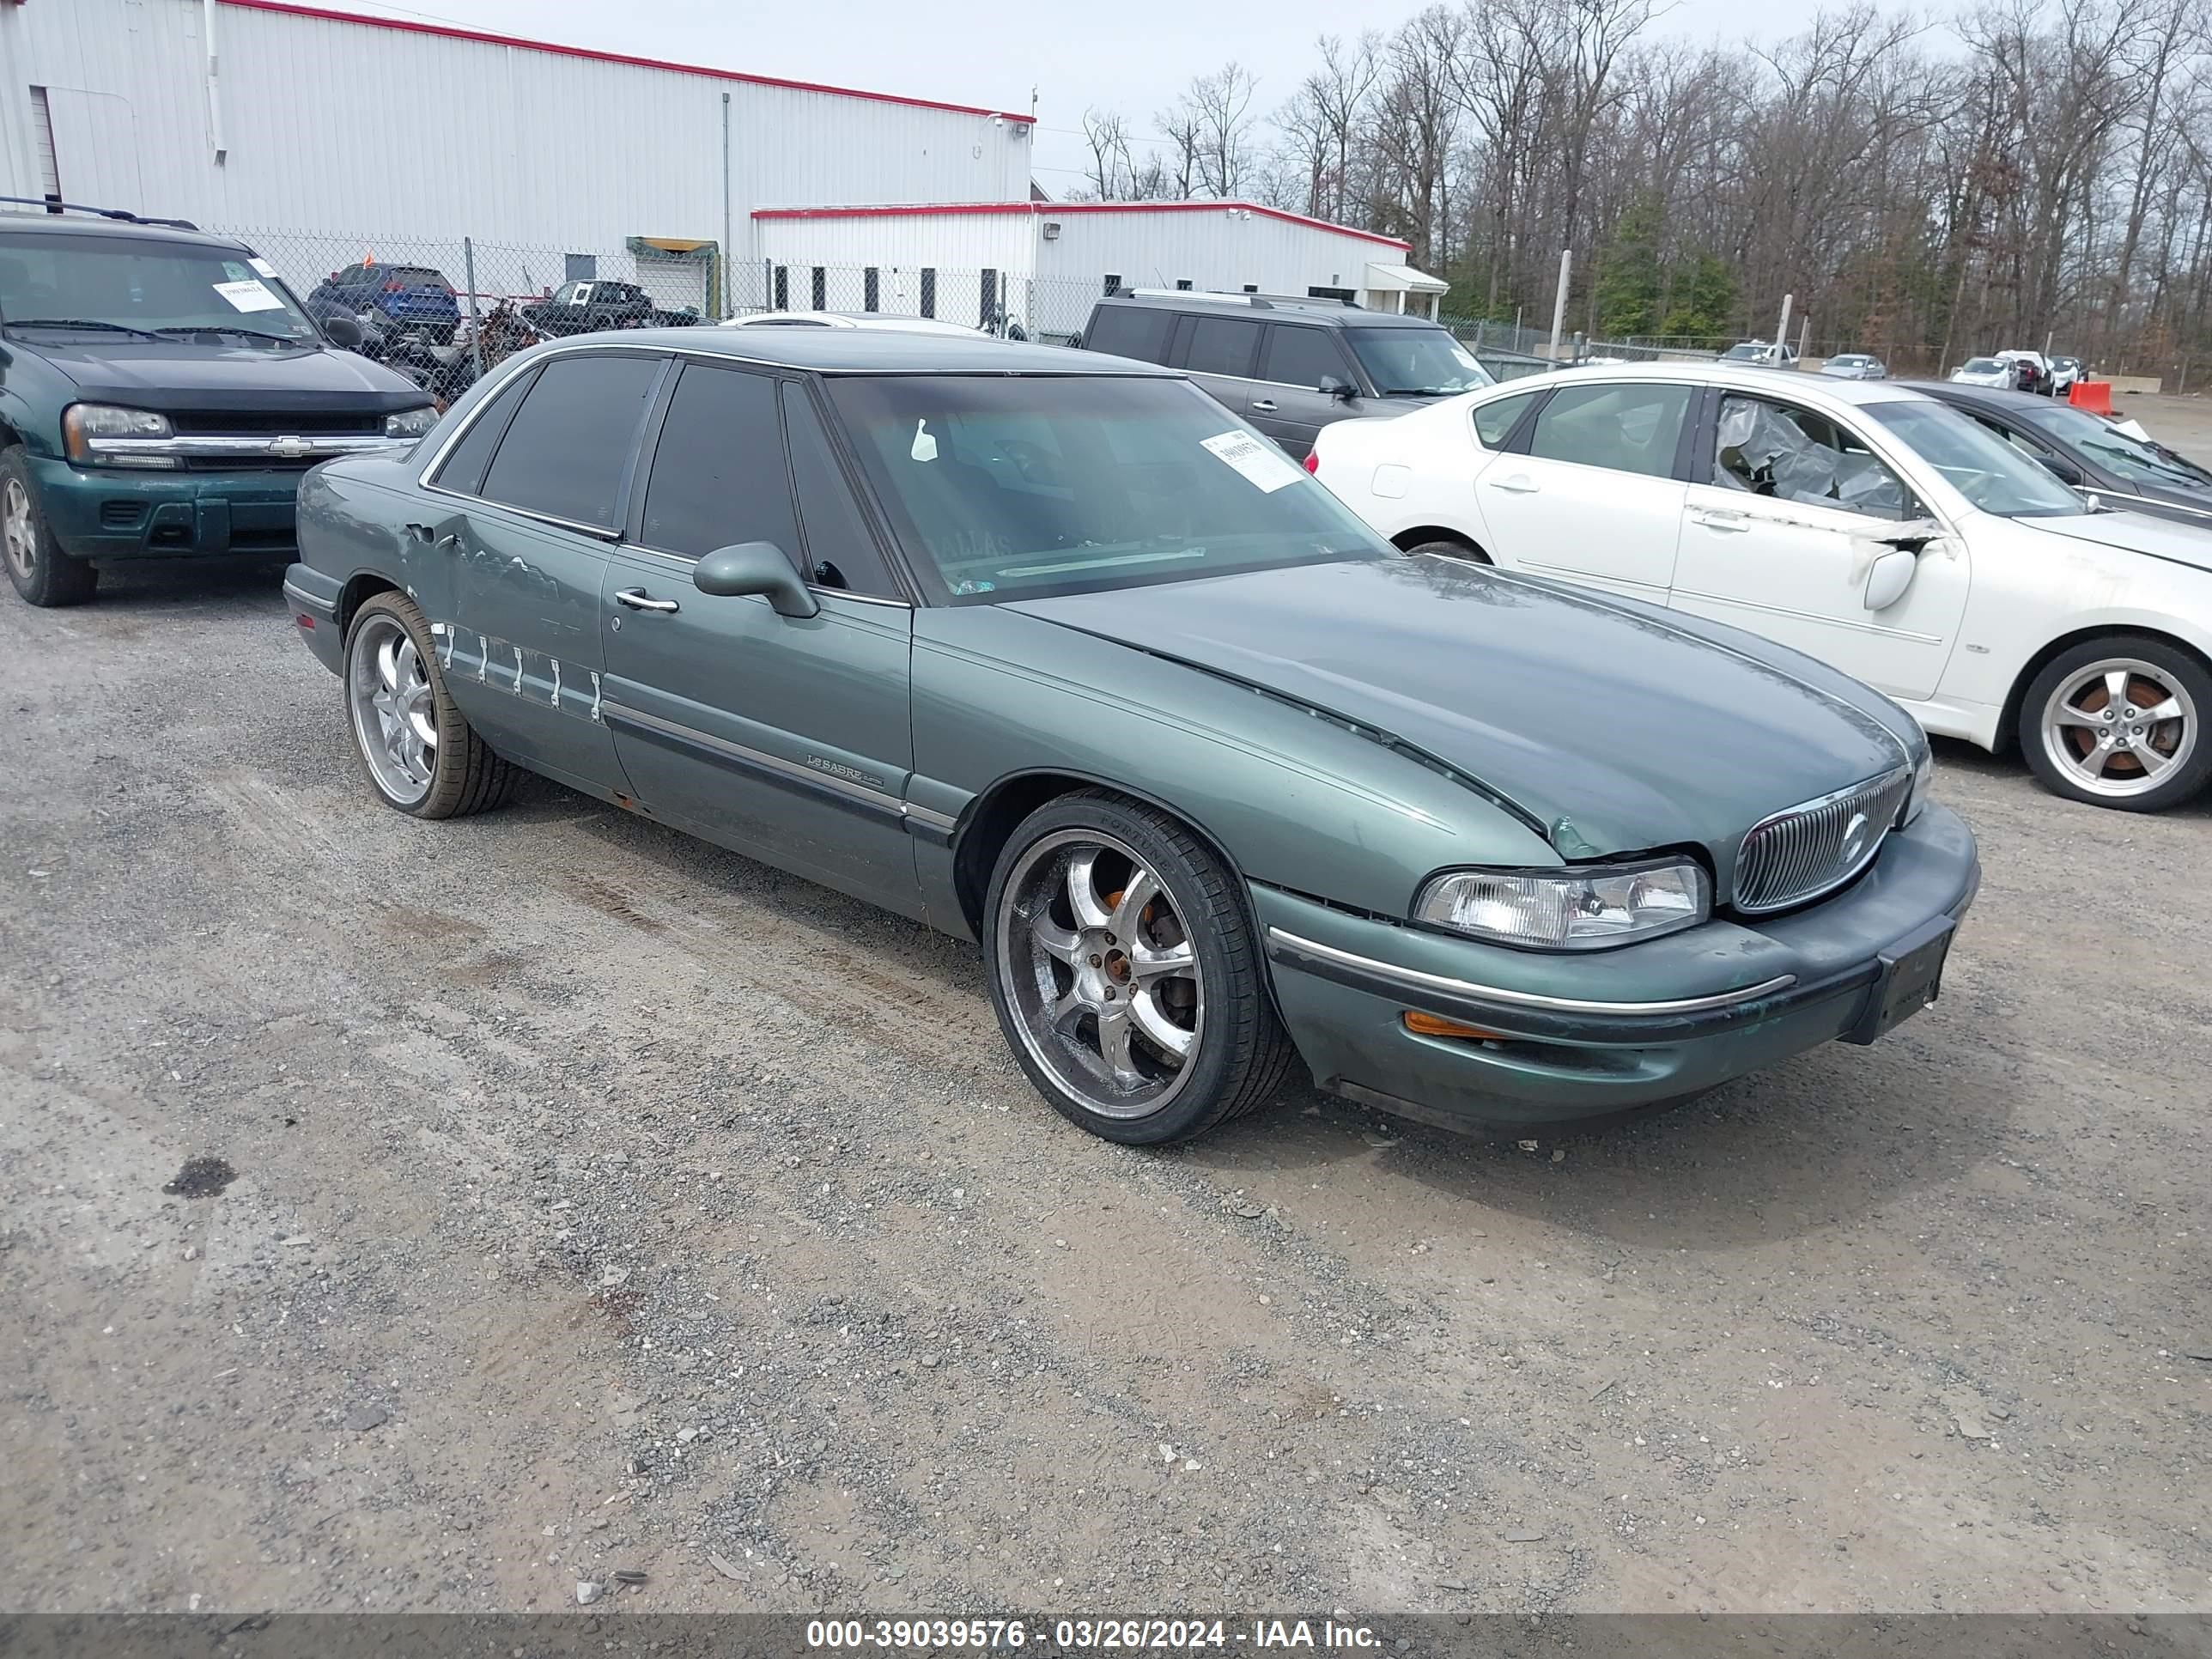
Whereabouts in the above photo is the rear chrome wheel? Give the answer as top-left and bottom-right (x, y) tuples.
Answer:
(342, 591), (519, 819)
(2022, 638), (2212, 812)
(983, 792), (1294, 1145)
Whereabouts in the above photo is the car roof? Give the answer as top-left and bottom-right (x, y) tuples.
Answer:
(1093, 293), (1441, 329)
(548, 326), (1175, 375)
(1458, 358), (1932, 408)
(0, 209), (247, 252)
(1898, 380), (2054, 414)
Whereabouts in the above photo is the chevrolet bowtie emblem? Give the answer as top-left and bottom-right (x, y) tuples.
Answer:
(269, 436), (313, 459)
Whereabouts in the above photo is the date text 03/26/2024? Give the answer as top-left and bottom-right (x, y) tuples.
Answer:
(804, 1619), (1382, 1650)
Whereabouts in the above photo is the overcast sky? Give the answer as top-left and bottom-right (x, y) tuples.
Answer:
(337, 0), (1838, 191)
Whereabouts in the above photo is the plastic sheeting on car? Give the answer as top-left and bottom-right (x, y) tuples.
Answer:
(1715, 395), (1905, 519)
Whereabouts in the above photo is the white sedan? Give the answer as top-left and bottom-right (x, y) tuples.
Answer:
(1309, 362), (2212, 811)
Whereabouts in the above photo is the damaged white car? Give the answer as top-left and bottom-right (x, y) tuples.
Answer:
(1309, 363), (2212, 811)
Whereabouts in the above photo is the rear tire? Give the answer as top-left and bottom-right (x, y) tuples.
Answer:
(982, 790), (1295, 1145)
(2018, 635), (2212, 811)
(343, 590), (520, 818)
(1, 448), (98, 608)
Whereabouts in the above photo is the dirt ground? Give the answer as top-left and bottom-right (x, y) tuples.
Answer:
(3, 410), (2209, 1620)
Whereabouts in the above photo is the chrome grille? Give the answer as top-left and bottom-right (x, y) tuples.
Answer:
(1734, 767), (1913, 914)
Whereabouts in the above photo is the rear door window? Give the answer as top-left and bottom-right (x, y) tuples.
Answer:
(1182, 315), (1262, 379)
(1527, 383), (1693, 480)
(1472, 390), (1544, 449)
(478, 352), (663, 529)
(431, 367), (538, 495)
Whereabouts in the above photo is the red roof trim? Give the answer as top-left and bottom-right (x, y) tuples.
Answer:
(750, 200), (1412, 251)
(218, 0), (1037, 124)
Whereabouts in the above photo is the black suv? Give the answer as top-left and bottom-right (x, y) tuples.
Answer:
(0, 203), (434, 605)
(1075, 290), (1492, 459)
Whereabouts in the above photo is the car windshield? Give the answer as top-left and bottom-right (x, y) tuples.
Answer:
(1343, 327), (1493, 395)
(385, 267), (451, 289)
(1722, 343), (1766, 360)
(1960, 358), (2001, 374)
(1832, 356), (1870, 367)
(0, 230), (321, 344)
(1867, 399), (2087, 517)
(2023, 402), (2212, 494)
(826, 374), (1393, 604)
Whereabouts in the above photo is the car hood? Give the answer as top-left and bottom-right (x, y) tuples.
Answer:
(2019, 507), (2212, 572)
(1006, 558), (1915, 866)
(22, 339), (426, 414)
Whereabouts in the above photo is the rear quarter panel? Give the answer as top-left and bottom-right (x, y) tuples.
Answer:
(1316, 407), (1493, 550)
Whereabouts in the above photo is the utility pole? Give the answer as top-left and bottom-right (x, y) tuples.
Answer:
(1774, 292), (1794, 359)
(1548, 250), (1572, 361)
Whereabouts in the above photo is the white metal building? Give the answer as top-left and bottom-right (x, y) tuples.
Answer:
(0, 0), (1036, 304)
(751, 201), (1443, 336)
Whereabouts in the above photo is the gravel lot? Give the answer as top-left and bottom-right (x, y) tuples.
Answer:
(4, 408), (2209, 1618)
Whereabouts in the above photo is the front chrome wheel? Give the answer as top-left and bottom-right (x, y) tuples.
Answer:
(348, 611), (439, 805)
(994, 828), (1204, 1120)
(2039, 658), (2196, 800)
(2, 476), (35, 584)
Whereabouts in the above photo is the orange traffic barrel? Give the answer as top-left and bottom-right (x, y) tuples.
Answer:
(2069, 380), (2114, 415)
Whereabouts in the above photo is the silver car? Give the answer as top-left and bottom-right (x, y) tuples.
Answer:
(1820, 352), (1887, 380)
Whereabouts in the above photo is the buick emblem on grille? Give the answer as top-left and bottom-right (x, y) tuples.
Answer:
(1839, 811), (1870, 866)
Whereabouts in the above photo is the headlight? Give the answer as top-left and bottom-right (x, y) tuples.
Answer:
(1415, 858), (1710, 951)
(385, 406), (439, 439)
(63, 404), (176, 468)
(1901, 746), (1934, 825)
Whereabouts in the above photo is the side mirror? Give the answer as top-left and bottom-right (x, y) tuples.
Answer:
(693, 542), (818, 618)
(1321, 375), (1357, 402)
(1863, 546), (1919, 611)
(320, 313), (365, 349)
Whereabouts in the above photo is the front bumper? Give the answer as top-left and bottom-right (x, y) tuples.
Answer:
(29, 450), (405, 562)
(1257, 802), (1980, 1130)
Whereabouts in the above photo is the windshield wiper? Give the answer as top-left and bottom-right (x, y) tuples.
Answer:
(3, 317), (167, 341)
(152, 325), (310, 346)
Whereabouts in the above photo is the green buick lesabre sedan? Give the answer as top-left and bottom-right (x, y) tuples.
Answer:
(283, 330), (1978, 1145)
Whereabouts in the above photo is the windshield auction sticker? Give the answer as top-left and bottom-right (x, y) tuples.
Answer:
(212, 279), (287, 313)
(1200, 430), (1304, 493)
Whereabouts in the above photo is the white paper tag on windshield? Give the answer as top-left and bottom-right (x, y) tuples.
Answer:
(214, 279), (286, 313)
(1200, 429), (1303, 493)
(246, 257), (280, 280)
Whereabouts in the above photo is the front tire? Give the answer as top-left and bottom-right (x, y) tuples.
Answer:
(2019, 635), (2212, 811)
(343, 591), (519, 818)
(1, 449), (98, 608)
(982, 791), (1295, 1145)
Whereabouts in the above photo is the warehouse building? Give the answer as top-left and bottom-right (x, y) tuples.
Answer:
(0, 0), (1438, 323)
(750, 201), (1443, 337)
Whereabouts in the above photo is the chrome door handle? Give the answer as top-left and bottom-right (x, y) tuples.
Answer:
(1490, 474), (1540, 494)
(1692, 510), (1749, 532)
(1250, 398), (1279, 412)
(614, 587), (680, 614)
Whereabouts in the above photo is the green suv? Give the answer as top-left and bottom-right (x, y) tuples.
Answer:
(0, 204), (434, 606)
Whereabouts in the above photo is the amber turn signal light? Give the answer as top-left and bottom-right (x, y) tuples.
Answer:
(1402, 1011), (1505, 1041)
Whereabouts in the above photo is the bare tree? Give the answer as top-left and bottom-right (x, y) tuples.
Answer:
(1079, 107), (1136, 200)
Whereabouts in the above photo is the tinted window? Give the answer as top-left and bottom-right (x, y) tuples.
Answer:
(1528, 383), (1692, 479)
(782, 381), (899, 599)
(1472, 390), (1542, 448)
(1863, 400), (2084, 518)
(638, 362), (799, 560)
(431, 367), (537, 495)
(1182, 315), (1261, 378)
(1261, 325), (1350, 389)
(1344, 327), (1492, 394)
(479, 353), (661, 528)
(1084, 304), (1174, 364)
(1716, 396), (1911, 519)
